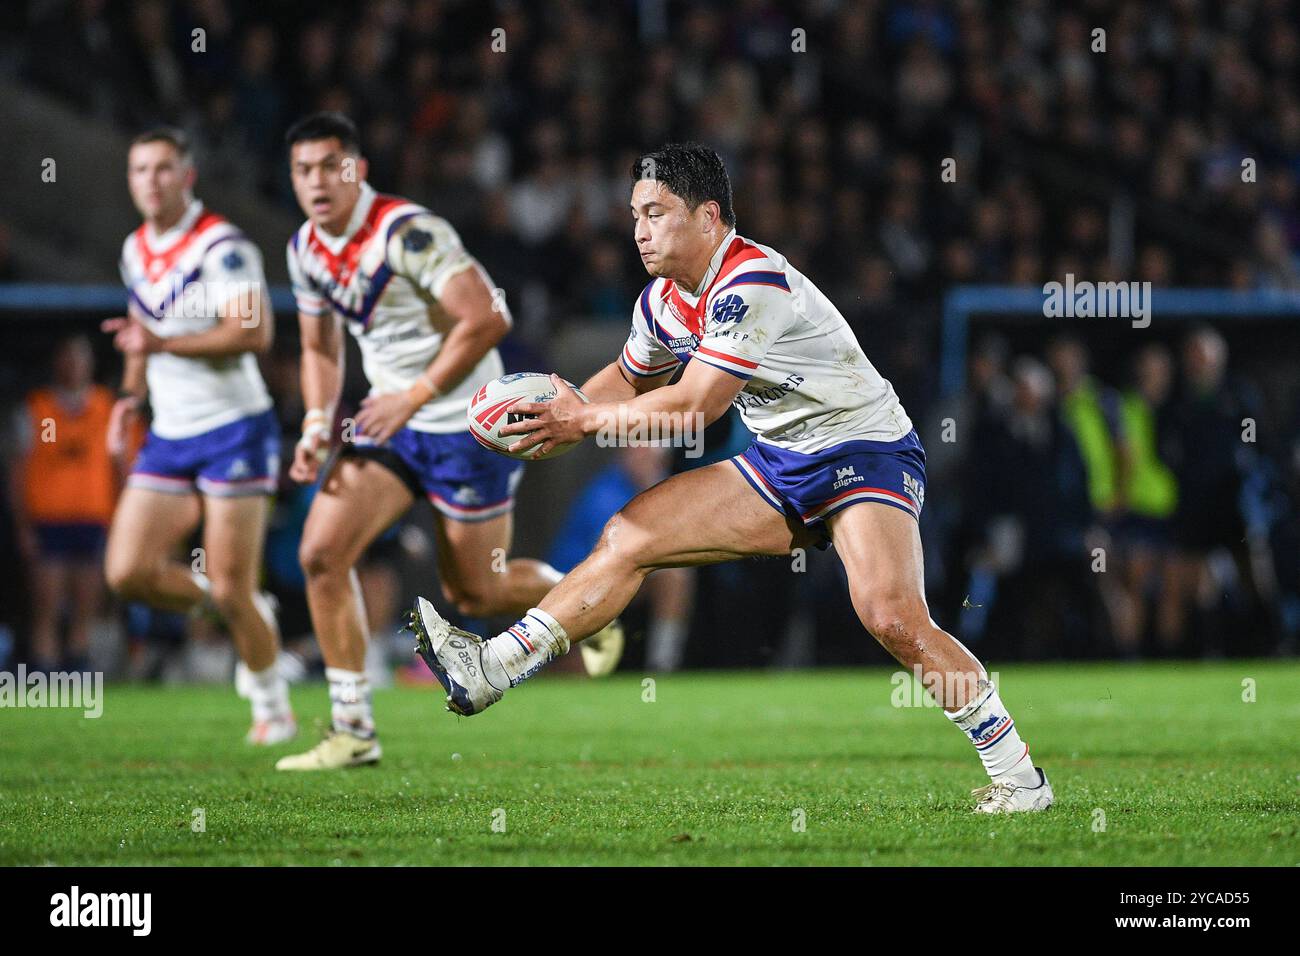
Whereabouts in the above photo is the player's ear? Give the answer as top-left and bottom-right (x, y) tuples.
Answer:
(355, 155), (370, 184)
(701, 200), (720, 233)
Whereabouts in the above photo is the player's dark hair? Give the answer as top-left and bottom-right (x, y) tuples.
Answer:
(284, 111), (361, 154)
(130, 126), (192, 162)
(630, 143), (735, 227)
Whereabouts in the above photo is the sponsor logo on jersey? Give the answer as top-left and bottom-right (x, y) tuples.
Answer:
(453, 484), (483, 505)
(833, 464), (865, 490)
(732, 373), (805, 410)
(902, 472), (926, 512)
(365, 327), (424, 346)
(402, 228), (433, 252)
(710, 293), (749, 325)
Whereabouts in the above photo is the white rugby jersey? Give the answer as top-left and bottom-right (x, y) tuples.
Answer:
(119, 199), (273, 439)
(287, 182), (503, 433)
(620, 229), (913, 453)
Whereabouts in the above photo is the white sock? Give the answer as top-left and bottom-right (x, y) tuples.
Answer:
(242, 662), (290, 722)
(483, 608), (571, 688)
(326, 667), (375, 738)
(945, 678), (1038, 785)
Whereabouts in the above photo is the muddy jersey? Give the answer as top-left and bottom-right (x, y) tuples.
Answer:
(620, 229), (912, 453)
(287, 182), (503, 433)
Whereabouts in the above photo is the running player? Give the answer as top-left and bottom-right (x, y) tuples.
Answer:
(103, 128), (293, 745)
(276, 112), (621, 771)
(411, 143), (1054, 813)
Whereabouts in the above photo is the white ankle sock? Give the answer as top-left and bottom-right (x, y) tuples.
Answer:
(326, 667), (374, 738)
(945, 679), (1038, 785)
(483, 608), (570, 688)
(242, 662), (290, 722)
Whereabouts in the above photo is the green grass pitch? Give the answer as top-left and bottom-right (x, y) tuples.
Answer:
(1, 661), (1297, 866)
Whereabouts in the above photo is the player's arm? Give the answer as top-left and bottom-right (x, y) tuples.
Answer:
(104, 248), (153, 461)
(104, 239), (274, 358)
(104, 340), (148, 462)
(578, 282), (682, 405)
(105, 238), (273, 359)
(598, 358), (741, 426)
(507, 279), (787, 456)
(290, 309), (344, 483)
(355, 217), (509, 443)
(118, 349), (147, 398)
(147, 290), (273, 358)
(105, 297), (272, 359)
(579, 360), (673, 403)
(413, 262), (510, 395)
(505, 361), (743, 458)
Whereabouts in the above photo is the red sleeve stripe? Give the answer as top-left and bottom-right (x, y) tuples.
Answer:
(694, 356), (752, 380)
(621, 346), (678, 376)
(696, 345), (758, 369)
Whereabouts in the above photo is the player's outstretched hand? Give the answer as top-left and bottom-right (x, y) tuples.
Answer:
(102, 316), (164, 355)
(501, 374), (586, 457)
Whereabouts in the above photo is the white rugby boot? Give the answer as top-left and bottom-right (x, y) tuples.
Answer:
(580, 619), (625, 678)
(274, 731), (381, 770)
(971, 767), (1054, 813)
(246, 712), (298, 746)
(407, 596), (504, 716)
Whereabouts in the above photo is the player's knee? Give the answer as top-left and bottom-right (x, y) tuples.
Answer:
(858, 594), (929, 649)
(207, 576), (252, 617)
(298, 538), (344, 580)
(592, 511), (656, 571)
(105, 557), (156, 600)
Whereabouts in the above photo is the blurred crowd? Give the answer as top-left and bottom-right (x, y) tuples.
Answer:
(921, 327), (1299, 661)
(17, 0), (1300, 318)
(2, 0), (1299, 674)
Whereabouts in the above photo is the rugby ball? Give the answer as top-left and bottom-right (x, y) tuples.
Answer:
(467, 372), (589, 461)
